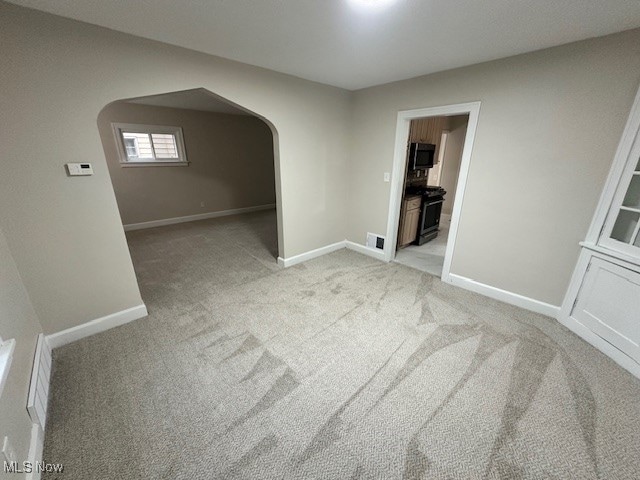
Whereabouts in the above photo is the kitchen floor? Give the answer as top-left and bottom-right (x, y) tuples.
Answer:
(393, 215), (450, 277)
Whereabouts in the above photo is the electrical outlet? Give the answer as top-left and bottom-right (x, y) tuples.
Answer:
(2, 436), (17, 464)
(200, 202), (205, 208)
(383, 172), (390, 182)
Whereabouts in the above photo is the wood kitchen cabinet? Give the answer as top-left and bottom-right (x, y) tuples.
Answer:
(409, 116), (447, 165)
(398, 195), (421, 248)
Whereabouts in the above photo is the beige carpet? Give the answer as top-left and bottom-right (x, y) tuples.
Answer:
(42, 210), (640, 479)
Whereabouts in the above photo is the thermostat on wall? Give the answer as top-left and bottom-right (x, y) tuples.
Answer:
(66, 163), (94, 176)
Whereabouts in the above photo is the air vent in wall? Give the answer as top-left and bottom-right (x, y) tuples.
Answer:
(366, 233), (385, 250)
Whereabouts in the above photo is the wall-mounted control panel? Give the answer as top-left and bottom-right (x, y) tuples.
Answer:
(66, 163), (94, 176)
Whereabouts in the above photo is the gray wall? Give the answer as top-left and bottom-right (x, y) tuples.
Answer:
(349, 28), (640, 306)
(440, 116), (468, 215)
(3, 0), (640, 334)
(0, 2), (351, 334)
(0, 226), (43, 475)
(98, 103), (276, 226)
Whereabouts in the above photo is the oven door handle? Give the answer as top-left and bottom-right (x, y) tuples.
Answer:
(424, 199), (444, 205)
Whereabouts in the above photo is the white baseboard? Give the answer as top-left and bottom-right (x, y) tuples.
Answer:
(277, 239), (389, 268)
(557, 313), (640, 379)
(25, 423), (44, 480)
(444, 273), (561, 318)
(46, 304), (148, 349)
(278, 241), (346, 267)
(123, 204), (276, 231)
(345, 241), (386, 261)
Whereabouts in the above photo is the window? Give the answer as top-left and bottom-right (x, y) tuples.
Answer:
(112, 123), (188, 166)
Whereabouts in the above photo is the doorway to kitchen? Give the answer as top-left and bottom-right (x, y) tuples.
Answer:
(384, 103), (481, 281)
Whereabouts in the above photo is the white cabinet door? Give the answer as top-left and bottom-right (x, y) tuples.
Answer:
(572, 257), (640, 363)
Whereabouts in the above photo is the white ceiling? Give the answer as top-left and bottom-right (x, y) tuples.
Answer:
(10, 0), (640, 90)
(126, 89), (251, 116)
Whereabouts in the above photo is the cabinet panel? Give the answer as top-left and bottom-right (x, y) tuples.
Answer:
(406, 197), (422, 210)
(397, 196), (422, 248)
(572, 257), (640, 362)
(402, 208), (421, 246)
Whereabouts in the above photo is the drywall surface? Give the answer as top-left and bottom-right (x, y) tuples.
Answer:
(440, 116), (468, 215)
(0, 2), (351, 333)
(98, 103), (276, 225)
(0, 226), (43, 474)
(349, 29), (640, 306)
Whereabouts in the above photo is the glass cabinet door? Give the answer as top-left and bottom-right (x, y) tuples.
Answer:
(603, 154), (640, 255)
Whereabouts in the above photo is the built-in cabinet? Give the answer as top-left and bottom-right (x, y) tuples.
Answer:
(398, 196), (421, 247)
(562, 88), (640, 377)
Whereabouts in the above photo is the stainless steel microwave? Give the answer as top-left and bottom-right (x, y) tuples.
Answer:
(408, 142), (436, 170)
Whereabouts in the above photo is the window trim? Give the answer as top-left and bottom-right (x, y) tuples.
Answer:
(112, 123), (189, 167)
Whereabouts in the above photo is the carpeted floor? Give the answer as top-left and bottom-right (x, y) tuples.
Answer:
(42, 210), (640, 479)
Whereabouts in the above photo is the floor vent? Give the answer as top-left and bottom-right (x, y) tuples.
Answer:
(27, 334), (52, 431)
(366, 233), (385, 250)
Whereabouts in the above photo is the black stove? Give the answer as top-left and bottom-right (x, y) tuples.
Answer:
(405, 185), (446, 245)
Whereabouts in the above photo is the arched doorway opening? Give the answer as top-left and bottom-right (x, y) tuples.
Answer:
(97, 88), (282, 304)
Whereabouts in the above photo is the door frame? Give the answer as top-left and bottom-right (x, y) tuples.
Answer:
(384, 101), (481, 283)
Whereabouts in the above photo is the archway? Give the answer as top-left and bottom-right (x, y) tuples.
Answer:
(98, 87), (282, 257)
(96, 88), (283, 302)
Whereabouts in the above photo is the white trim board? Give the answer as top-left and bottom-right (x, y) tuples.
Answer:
(446, 273), (561, 318)
(384, 102), (482, 287)
(278, 241), (346, 267)
(27, 334), (51, 432)
(345, 241), (386, 261)
(278, 240), (387, 267)
(123, 204), (276, 231)
(25, 423), (44, 480)
(46, 304), (148, 349)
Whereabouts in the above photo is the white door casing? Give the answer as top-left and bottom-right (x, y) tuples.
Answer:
(385, 101), (481, 284)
